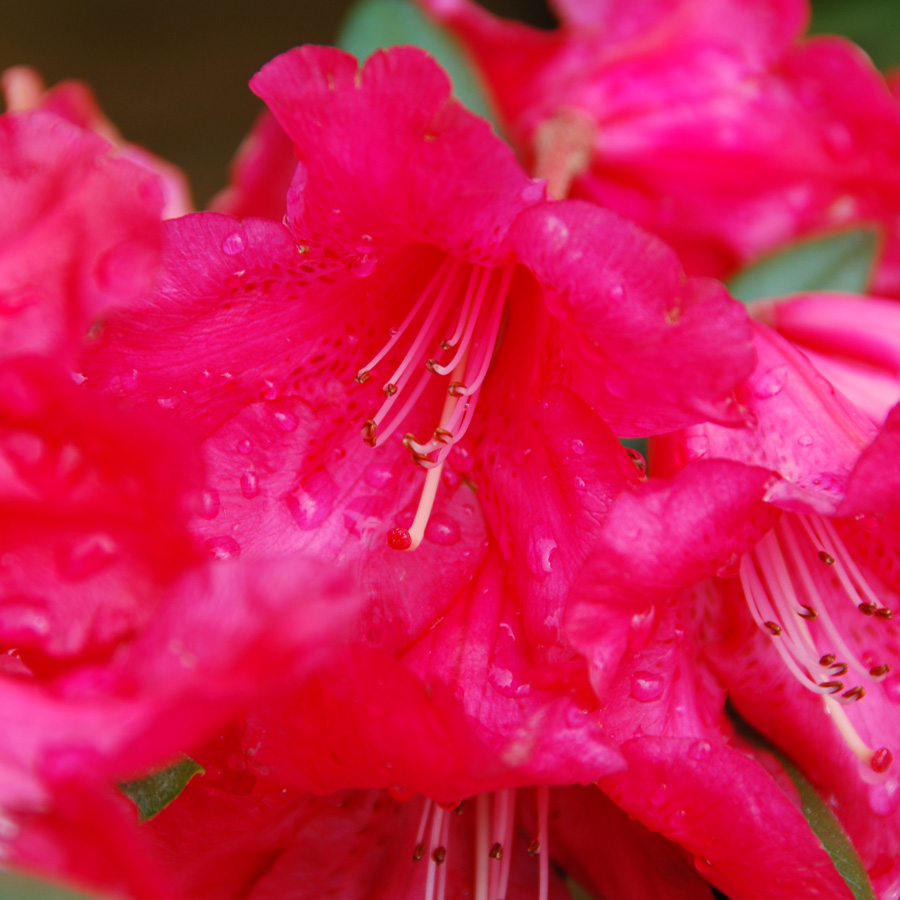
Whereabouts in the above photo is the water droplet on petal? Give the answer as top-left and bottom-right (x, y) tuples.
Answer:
(716, 552), (741, 579)
(198, 488), (220, 520)
(883, 676), (900, 704)
(388, 786), (416, 803)
(572, 475), (586, 492)
(221, 232), (245, 255)
(797, 434), (814, 447)
(241, 472), (260, 499)
(604, 370), (629, 398)
(261, 380), (279, 401)
(688, 740), (712, 761)
(236, 439), (252, 455)
(349, 255), (377, 278)
(441, 466), (461, 492)
(56, 535), (117, 580)
(609, 283), (625, 301)
(854, 513), (881, 533)
(566, 706), (589, 728)
(206, 536), (241, 560)
(649, 784), (667, 806)
(527, 531), (558, 578)
(448, 441), (475, 473)
(569, 438), (586, 457)
(753, 365), (788, 399)
(685, 435), (709, 459)
(631, 671), (665, 702)
(868, 776), (900, 816)
(286, 469), (336, 530)
(272, 409), (299, 432)
(521, 180), (545, 203)
(424, 514), (461, 545)
(364, 461), (398, 490)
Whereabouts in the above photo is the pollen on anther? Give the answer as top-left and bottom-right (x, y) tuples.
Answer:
(384, 383), (398, 397)
(819, 680), (844, 693)
(876, 608), (894, 619)
(765, 621), (783, 635)
(426, 359), (438, 372)
(448, 382), (466, 396)
(387, 527), (412, 551)
(488, 842), (503, 860)
(819, 653), (836, 667)
(859, 602), (878, 616)
(843, 685), (866, 702)
(434, 427), (453, 443)
(527, 839), (540, 857)
(362, 419), (377, 445)
(830, 663), (849, 676)
(818, 551), (835, 565)
(356, 370), (371, 384)
(413, 842), (425, 861)
(799, 605), (818, 620)
(432, 847), (447, 865)
(870, 664), (891, 678)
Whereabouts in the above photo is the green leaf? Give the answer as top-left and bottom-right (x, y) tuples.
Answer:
(337, 0), (500, 130)
(727, 228), (879, 304)
(119, 757), (204, 823)
(0, 870), (104, 900)
(775, 753), (876, 900)
(727, 706), (876, 900)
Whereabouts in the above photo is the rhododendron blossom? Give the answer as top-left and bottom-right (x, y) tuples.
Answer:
(417, 0), (900, 292)
(82, 44), (755, 814)
(568, 289), (900, 897)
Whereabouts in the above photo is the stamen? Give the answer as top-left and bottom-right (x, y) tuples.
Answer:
(424, 808), (444, 900)
(474, 794), (490, 900)
(537, 786), (550, 900)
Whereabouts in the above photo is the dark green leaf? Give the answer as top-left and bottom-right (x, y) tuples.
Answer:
(775, 752), (876, 900)
(119, 757), (204, 823)
(727, 228), (879, 304)
(727, 706), (876, 900)
(337, 0), (500, 129)
(0, 870), (104, 900)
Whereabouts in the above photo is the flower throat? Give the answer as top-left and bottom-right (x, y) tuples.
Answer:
(354, 256), (513, 551)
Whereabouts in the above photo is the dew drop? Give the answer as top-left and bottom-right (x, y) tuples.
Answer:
(198, 488), (220, 520)
(625, 446), (647, 476)
(572, 475), (587, 492)
(221, 232), (245, 255)
(688, 740), (712, 761)
(797, 434), (814, 447)
(261, 380), (279, 401)
(206, 535), (241, 560)
(566, 706), (589, 728)
(56, 535), (117, 580)
(649, 784), (667, 806)
(685, 435), (709, 459)
(272, 409), (299, 432)
(117, 369), (140, 393)
(604, 370), (629, 398)
(569, 437), (586, 457)
(425, 514), (461, 546)
(236, 439), (252, 455)
(364, 461), (398, 490)
(441, 466), (461, 492)
(608, 283), (625, 302)
(521, 181), (545, 203)
(448, 441), (475, 473)
(631, 671), (665, 702)
(715, 552), (741, 579)
(854, 513), (881, 533)
(388, 786), (416, 803)
(868, 776), (900, 816)
(241, 472), (260, 499)
(349, 255), (377, 278)
(753, 365), (788, 399)
(884, 676), (900, 704)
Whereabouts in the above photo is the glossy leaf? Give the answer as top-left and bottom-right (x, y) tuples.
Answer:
(728, 228), (879, 303)
(120, 757), (204, 823)
(337, 0), (500, 129)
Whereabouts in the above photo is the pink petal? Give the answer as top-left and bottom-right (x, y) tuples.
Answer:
(511, 200), (756, 434)
(250, 45), (537, 263)
(0, 112), (164, 365)
(673, 322), (878, 515)
(0, 359), (201, 666)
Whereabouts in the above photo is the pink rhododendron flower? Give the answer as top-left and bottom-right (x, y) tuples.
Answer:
(82, 43), (755, 814)
(570, 291), (900, 897)
(417, 0), (900, 292)
(3, 66), (193, 219)
(0, 110), (165, 365)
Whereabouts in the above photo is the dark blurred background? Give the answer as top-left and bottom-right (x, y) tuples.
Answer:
(0, 0), (896, 206)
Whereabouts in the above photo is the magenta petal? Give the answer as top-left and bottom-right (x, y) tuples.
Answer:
(0, 359), (201, 667)
(0, 111), (164, 364)
(680, 323), (878, 515)
(250, 45), (536, 262)
(511, 200), (755, 434)
(842, 403), (900, 514)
